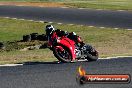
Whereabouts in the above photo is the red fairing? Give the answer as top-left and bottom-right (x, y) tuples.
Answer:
(55, 46), (64, 52)
(48, 31), (77, 61)
(57, 37), (76, 61)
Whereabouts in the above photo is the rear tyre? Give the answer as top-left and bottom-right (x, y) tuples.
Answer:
(87, 52), (98, 61)
(53, 46), (72, 63)
(85, 45), (98, 61)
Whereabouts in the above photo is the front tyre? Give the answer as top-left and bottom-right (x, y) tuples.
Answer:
(53, 46), (72, 63)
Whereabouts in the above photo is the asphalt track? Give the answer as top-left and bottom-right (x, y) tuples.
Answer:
(0, 57), (132, 88)
(0, 5), (132, 29)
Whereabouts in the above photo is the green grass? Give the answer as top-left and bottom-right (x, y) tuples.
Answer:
(0, 18), (44, 41)
(64, 0), (132, 11)
(1, 0), (132, 10)
(0, 0), (84, 2)
(0, 17), (132, 64)
(0, 49), (56, 65)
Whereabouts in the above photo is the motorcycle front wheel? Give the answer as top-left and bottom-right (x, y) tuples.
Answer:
(53, 46), (72, 63)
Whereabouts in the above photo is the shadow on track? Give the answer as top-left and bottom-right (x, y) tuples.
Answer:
(21, 61), (62, 65)
(17, 57), (132, 66)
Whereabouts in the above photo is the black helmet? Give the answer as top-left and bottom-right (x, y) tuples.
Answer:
(45, 25), (55, 35)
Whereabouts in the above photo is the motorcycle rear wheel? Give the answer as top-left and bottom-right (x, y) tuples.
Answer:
(86, 53), (98, 61)
(85, 45), (98, 61)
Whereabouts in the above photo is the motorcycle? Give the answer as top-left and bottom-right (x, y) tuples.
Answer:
(49, 34), (98, 63)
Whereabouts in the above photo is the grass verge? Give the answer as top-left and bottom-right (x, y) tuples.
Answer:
(0, 17), (132, 64)
(64, 0), (132, 11)
(1, 0), (132, 11)
(0, 2), (65, 7)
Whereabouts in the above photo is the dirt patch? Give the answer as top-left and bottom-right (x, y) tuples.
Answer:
(0, 2), (66, 7)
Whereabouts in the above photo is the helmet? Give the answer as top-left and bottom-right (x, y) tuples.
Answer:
(45, 25), (55, 35)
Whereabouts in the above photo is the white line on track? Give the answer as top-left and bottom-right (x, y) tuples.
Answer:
(57, 23), (63, 25)
(68, 24), (74, 25)
(78, 59), (87, 62)
(49, 22), (53, 24)
(100, 56), (132, 59)
(117, 10), (125, 12)
(12, 18), (17, 20)
(4, 17), (10, 18)
(27, 20), (34, 22)
(114, 28), (119, 29)
(99, 27), (105, 29)
(39, 21), (44, 23)
(127, 29), (132, 30)
(0, 64), (23, 67)
(2, 17), (132, 31)
(19, 19), (25, 20)
(89, 26), (94, 27)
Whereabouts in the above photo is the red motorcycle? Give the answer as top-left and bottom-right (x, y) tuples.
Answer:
(48, 33), (98, 63)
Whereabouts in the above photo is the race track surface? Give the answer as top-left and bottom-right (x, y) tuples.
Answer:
(0, 57), (132, 88)
(0, 5), (132, 29)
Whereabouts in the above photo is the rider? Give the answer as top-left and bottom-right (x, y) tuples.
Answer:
(45, 25), (84, 47)
(45, 25), (58, 48)
(54, 29), (84, 46)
